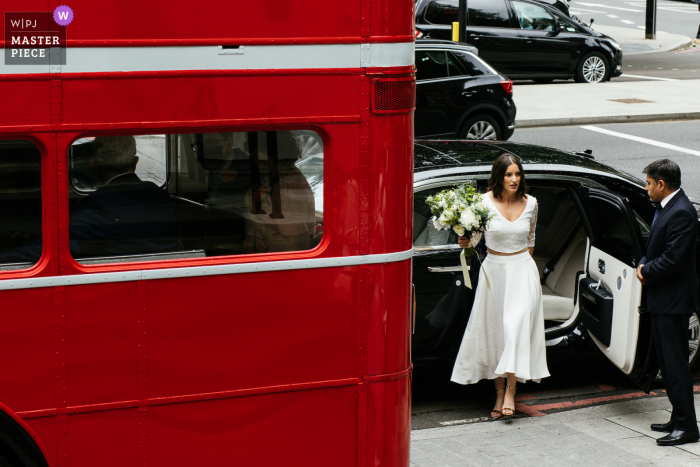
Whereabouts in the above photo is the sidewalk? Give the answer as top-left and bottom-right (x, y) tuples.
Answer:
(592, 25), (693, 55)
(514, 79), (700, 128)
(411, 395), (700, 467)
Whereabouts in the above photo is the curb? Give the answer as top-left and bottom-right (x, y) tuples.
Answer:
(516, 112), (700, 128)
(625, 36), (694, 55)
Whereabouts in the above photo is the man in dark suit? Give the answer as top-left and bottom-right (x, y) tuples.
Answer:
(637, 159), (700, 446)
(69, 136), (177, 258)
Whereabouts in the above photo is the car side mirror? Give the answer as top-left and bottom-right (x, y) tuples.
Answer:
(551, 18), (561, 35)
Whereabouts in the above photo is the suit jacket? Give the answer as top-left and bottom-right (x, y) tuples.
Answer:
(640, 189), (699, 315)
(69, 173), (177, 258)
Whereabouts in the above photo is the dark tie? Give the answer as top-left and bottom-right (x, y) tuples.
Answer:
(652, 205), (663, 226)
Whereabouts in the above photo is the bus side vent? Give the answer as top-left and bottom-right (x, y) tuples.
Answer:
(371, 77), (416, 114)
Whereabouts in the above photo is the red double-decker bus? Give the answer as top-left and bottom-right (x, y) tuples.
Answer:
(0, 1), (415, 465)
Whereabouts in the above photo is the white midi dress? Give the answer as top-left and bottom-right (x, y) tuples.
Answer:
(451, 194), (550, 384)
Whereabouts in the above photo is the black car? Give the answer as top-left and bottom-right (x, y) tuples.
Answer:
(416, 40), (517, 140)
(416, 0), (624, 83)
(411, 140), (700, 390)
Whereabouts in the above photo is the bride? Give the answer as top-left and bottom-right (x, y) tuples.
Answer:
(451, 153), (550, 418)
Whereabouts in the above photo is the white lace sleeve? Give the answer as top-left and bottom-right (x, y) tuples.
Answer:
(527, 199), (538, 248)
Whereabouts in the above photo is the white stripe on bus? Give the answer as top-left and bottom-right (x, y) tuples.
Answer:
(0, 249), (413, 291)
(0, 43), (415, 75)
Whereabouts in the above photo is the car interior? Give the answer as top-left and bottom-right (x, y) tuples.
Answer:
(412, 182), (590, 352)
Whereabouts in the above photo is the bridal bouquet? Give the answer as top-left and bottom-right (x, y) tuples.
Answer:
(426, 184), (493, 256)
(426, 184), (493, 289)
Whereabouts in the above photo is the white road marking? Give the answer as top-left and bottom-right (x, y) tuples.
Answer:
(637, 25), (645, 29)
(621, 19), (635, 24)
(581, 126), (700, 158)
(622, 74), (678, 81)
(577, 2), (643, 11)
(607, 14), (619, 17)
(570, 7), (608, 13)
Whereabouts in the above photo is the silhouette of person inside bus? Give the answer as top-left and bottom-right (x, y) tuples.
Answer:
(0, 136), (177, 264)
(68, 136), (177, 259)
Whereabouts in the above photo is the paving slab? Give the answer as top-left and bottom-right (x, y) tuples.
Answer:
(412, 395), (700, 466)
(514, 79), (700, 128)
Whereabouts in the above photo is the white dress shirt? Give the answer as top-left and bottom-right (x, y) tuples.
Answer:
(660, 188), (680, 208)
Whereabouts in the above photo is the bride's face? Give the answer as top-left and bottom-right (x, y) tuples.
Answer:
(502, 163), (521, 196)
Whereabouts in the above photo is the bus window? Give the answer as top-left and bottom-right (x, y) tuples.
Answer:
(0, 140), (42, 270)
(67, 130), (323, 264)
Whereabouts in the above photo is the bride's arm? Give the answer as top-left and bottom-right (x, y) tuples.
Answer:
(527, 199), (538, 257)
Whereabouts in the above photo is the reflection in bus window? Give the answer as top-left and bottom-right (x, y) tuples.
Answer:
(0, 140), (43, 270)
(71, 135), (167, 192)
(67, 130), (323, 264)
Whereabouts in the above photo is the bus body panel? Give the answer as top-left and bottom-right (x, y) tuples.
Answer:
(0, 0), (414, 463)
(368, 113), (414, 256)
(0, 81), (51, 128)
(58, 75), (363, 129)
(367, 260), (411, 376)
(367, 377), (412, 467)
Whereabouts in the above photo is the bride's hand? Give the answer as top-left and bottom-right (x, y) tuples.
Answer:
(458, 235), (471, 249)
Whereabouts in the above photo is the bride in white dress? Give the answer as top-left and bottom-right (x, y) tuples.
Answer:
(451, 153), (550, 418)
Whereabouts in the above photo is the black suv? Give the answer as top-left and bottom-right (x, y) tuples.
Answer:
(416, 40), (516, 140)
(416, 0), (623, 83)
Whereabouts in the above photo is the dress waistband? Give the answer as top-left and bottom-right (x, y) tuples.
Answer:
(484, 250), (532, 264)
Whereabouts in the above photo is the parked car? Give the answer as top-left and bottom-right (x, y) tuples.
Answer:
(416, 39), (516, 140)
(416, 0), (624, 83)
(411, 140), (700, 391)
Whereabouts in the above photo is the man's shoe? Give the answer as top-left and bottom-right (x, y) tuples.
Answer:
(657, 430), (700, 446)
(650, 421), (675, 433)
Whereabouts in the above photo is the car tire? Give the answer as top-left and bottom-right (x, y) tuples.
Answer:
(575, 52), (609, 83)
(533, 79), (554, 84)
(460, 114), (502, 141)
(655, 311), (700, 382)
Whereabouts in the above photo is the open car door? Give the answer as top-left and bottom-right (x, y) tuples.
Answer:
(579, 188), (658, 392)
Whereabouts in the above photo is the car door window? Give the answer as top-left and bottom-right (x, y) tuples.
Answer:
(588, 196), (637, 265)
(416, 51), (449, 81)
(446, 52), (468, 76)
(424, 0), (459, 24)
(450, 52), (490, 76)
(467, 0), (512, 28)
(513, 1), (556, 31)
(414, 188), (459, 247)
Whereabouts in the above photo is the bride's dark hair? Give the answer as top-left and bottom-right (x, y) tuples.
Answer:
(488, 153), (528, 200)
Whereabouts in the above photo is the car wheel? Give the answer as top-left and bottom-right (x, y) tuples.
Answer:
(460, 114), (501, 141)
(575, 52), (609, 83)
(655, 311), (700, 381)
(533, 79), (554, 84)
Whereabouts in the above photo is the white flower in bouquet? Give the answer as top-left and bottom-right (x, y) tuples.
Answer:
(454, 225), (465, 236)
(459, 209), (477, 230)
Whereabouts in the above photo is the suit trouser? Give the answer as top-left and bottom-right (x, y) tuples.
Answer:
(651, 313), (698, 432)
